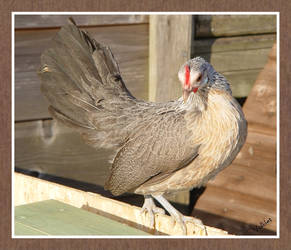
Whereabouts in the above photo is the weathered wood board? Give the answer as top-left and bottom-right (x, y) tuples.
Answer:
(193, 19), (276, 97)
(207, 127), (276, 202)
(15, 199), (150, 236)
(193, 185), (276, 233)
(15, 24), (149, 121)
(15, 14), (149, 29)
(200, 48), (271, 73)
(15, 120), (111, 188)
(223, 70), (261, 98)
(149, 15), (192, 102)
(193, 42), (273, 98)
(193, 34), (276, 53)
(243, 44), (277, 129)
(195, 15), (276, 37)
(14, 173), (229, 236)
(15, 14), (276, 38)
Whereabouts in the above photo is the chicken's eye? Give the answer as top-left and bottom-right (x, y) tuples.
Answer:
(197, 74), (202, 82)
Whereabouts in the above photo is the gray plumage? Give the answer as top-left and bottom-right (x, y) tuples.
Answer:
(39, 19), (247, 234)
(40, 19), (199, 195)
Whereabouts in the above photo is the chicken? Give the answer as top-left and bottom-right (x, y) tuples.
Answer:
(39, 18), (247, 234)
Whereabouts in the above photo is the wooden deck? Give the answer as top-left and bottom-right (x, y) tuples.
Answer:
(15, 199), (150, 236)
(14, 173), (229, 236)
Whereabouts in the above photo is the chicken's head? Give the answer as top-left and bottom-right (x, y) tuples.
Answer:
(178, 57), (217, 103)
(178, 57), (231, 102)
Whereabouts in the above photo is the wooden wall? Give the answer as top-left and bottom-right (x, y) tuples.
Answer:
(15, 15), (149, 188)
(193, 15), (276, 97)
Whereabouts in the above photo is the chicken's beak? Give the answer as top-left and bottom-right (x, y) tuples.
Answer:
(183, 89), (190, 103)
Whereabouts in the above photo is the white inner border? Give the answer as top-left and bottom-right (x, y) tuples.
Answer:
(11, 11), (280, 239)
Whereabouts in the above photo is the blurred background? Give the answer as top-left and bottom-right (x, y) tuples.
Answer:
(14, 14), (277, 235)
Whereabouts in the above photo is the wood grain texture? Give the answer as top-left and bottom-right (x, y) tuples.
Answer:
(224, 70), (261, 97)
(149, 15), (192, 102)
(194, 185), (276, 232)
(0, 1), (288, 250)
(15, 199), (150, 235)
(14, 173), (229, 236)
(15, 14), (149, 29)
(195, 49), (271, 97)
(15, 120), (112, 187)
(243, 44), (277, 129)
(193, 34), (276, 54)
(15, 24), (149, 121)
(199, 47), (271, 73)
(193, 34), (276, 97)
(196, 15), (276, 37)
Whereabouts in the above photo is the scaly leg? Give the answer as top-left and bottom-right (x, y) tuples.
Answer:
(140, 195), (165, 228)
(152, 194), (207, 235)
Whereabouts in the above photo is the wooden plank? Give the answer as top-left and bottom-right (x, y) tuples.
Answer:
(15, 200), (150, 236)
(208, 151), (276, 202)
(243, 43), (277, 129)
(14, 173), (229, 236)
(224, 69), (260, 98)
(15, 221), (48, 236)
(15, 120), (111, 188)
(233, 125), (276, 175)
(193, 185), (276, 232)
(196, 15), (276, 38)
(192, 34), (276, 97)
(193, 34), (276, 54)
(15, 24), (149, 121)
(15, 14), (149, 29)
(192, 35), (274, 97)
(192, 47), (271, 98)
(149, 15), (193, 102)
(195, 48), (271, 74)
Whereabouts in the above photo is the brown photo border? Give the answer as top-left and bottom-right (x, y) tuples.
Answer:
(1, 0), (290, 249)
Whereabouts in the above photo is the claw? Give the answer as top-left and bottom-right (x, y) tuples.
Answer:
(140, 195), (165, 228)
(179, 215), (208, 235)
(152, 194), (208, 235)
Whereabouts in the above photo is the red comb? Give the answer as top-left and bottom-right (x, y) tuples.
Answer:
(184, 65), (190, 87)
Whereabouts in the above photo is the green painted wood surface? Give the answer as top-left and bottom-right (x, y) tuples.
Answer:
(15, 199), (150, 236)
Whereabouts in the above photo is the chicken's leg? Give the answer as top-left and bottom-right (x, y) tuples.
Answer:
(152, 194), (207, 235)
(140, 195), (165, 228)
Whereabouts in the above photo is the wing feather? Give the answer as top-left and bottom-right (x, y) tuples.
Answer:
(104, 110), (200, 195)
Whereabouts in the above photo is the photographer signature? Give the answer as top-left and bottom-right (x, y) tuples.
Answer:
(255, 217), (272, 231)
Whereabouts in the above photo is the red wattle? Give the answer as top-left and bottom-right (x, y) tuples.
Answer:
(193, 88), (198, 93)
